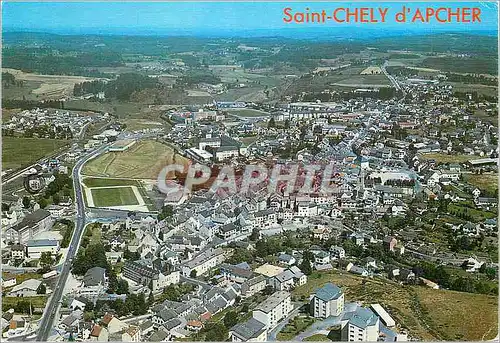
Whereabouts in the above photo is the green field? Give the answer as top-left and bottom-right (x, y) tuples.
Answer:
(82, 140), (189, 179)
(464, 173), (498, 192)
(2, 137), (69, 170)
(418, 153), (480, 164)
(90, 187), (139, 207)
(83, 177), (141, 188)
(2, 295), (48, 311)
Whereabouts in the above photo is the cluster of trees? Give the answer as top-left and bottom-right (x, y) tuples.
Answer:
(158, 205), (174, 221)
(2, 72), (21, 87)
(3, 300), (34, 314)
(104, 73), (158, 100)
(3, 48), (121, 76)
(39, 252), (55, 273)
(385, 66), (415, 77)
(93, 292), (148, 318)
(255, 234), (306, 259)
(38, 171), (72, 209)
(445, 72), (497, 86)
(22, 124), (73, 140)
(3, 99), (64, 110)
(177, 71), (221, 86)
(59, 219), (75, 248)
(72, 241), (129, 295)
(73, 80), (107, 96)
(421, 56), (497, 75)
(453, 91), (497, 103)
(412, 261), (497, 295)
(160, 283), (195, 302)
(72, 243), (108, 275)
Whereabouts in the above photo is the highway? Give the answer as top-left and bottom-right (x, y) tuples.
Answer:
(35, 145), (108, 341)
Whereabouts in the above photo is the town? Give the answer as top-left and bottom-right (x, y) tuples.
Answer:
(1, 5), (498, 342)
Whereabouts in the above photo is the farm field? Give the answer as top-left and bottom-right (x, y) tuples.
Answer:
(2, 137), (69, 170)
(331, 74), (391, 87)
(2, 68), (105, 99)
(292, 270), (498, 341)
(90, 186), (139, 207)
(82, 140), (189, 179)
(417, 153), (481, 164)
(122, 119), (165, 131)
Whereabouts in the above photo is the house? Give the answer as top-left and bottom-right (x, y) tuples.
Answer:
(215, 146), (239, 161)
(230, 317), (267, 342)
(252, 291), (292, 330)
(346, 263), (369, 277)
(69, 296), (88, 311)
(270, 266), (307, 291)
(80, 267), (108, 300)
(26, 239), (60, 259)
(59, 311), (82, 331)
(315, 251), (330, 265)
(241, 275), (267, 298)
(89, 325), (109, 341)
(383, 236), (397, 252)
(277, 253), (296, 266)
(148, 329), (169, 342)
(186, 320), (203, 332)
(122, 325), (141, 342)
(370, 304), (395, 327)
(475, 197), (497, 209)
(8, 279), (43, 297)
(330, 246), (345, 259)
(463, 257), (484, 273)
(2, 276), (17, 288)
(181, 248), (227, 277)
(10, 244), (25, 259)
(340, 307), (380, 341)
(123, 260), (159, 288)
(219, 263), (254, 284)
(310, 283), (344, 318)
(139, 321), (154, 337)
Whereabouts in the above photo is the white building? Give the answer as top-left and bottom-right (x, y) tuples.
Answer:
(340, 307), (380, 341)
(252, 291), (292, 330)
(181, 248), (227, 277)
(8, 279), (43, 297)
(79, 267), (108, 300)
(310, 283), (344, 318)
(26, 239), (60, 259)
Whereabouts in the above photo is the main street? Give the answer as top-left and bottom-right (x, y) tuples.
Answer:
(36, 144), (109, 341)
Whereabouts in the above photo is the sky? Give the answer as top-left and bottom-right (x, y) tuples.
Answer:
(2, 2), (498, 37)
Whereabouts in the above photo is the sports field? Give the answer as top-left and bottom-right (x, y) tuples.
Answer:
(82, 140), (189, 179)
(89, 186), (140, 207)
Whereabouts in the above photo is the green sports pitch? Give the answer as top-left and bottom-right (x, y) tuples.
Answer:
(90, 187), (139, 207)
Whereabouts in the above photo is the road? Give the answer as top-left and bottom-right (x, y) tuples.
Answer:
(35, 145), (108, 341)
(381, 61), (406, 97)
